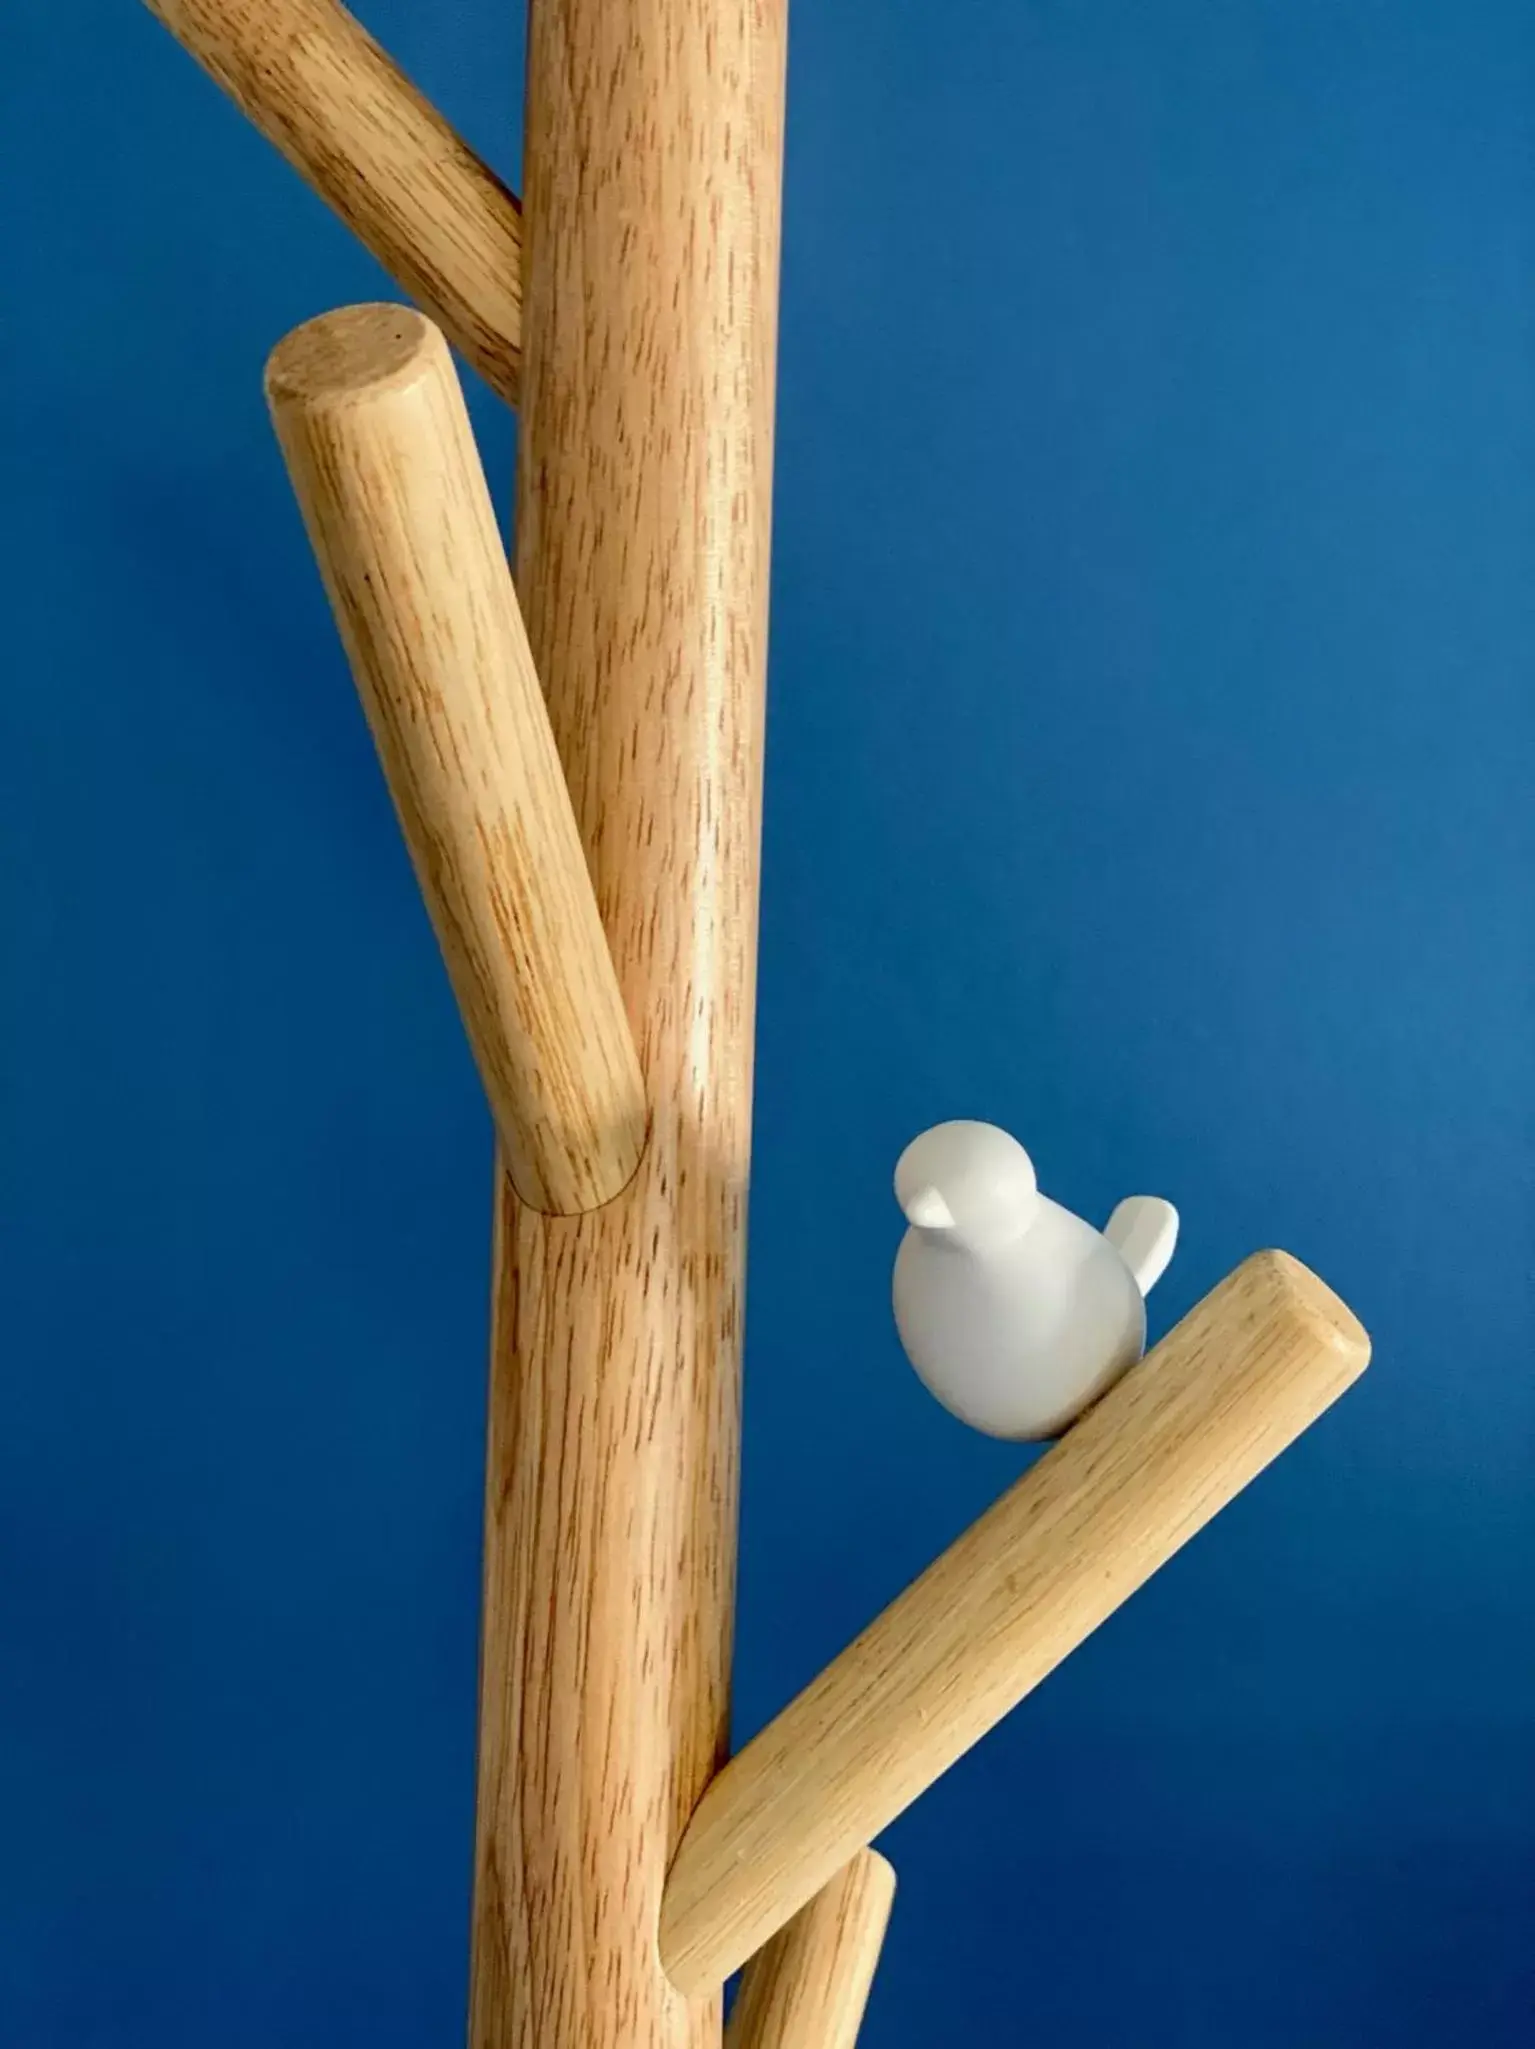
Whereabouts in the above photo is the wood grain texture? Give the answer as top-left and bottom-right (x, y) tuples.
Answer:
(141, 0), (523, 401)
(467, 0), (788, 2043)
(266, 305), (646, 1215)
(661, 1251), (1370, 1992)
(726, 1851), (896, 2049)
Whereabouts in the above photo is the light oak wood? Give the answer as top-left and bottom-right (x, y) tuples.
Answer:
(661, 1251), (1370, 1992)
(141, 0), (523, 401)
(266, 305), (646, 1215)
(726, 1851), (896, 2049)
(467, 0), (788, 2044)
(110, 1), (1389, 2042)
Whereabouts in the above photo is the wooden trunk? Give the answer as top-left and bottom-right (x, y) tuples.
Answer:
(468, 2), (788, 2042)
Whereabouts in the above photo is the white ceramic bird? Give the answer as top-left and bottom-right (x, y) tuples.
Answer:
(892, 1120), (1178, 1440)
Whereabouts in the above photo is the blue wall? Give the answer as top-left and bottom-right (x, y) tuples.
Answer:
(4, 2), (1531, 2042)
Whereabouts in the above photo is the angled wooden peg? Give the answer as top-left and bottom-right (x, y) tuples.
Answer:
(660, 1251), (1370, 1992)
(266, 304), (647, 1215)
(726, 1850), (896, 2049)
(141, 0), (522, 401)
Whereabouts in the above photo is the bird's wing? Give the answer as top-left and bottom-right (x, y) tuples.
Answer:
(1104, 1196), (1179, 1296)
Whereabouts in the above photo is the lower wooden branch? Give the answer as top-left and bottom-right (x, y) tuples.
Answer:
(661, 1251), (1369, 1992)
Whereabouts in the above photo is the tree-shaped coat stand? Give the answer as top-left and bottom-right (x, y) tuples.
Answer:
(135, 5), (1372, 2044)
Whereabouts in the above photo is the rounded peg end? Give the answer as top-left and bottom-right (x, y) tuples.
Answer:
(264, 302), (447, 416)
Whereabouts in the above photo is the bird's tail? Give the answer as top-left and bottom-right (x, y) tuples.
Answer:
(1104, 1196), (1179, 1295)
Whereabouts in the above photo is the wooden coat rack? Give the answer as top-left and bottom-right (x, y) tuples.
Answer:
(135, 6), (1371, 2044)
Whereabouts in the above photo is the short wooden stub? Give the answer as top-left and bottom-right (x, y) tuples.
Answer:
(266, 304), (647, 1215)
(726, 1850), (896, 2049)
(142, 0), (523, 400)
(661, 1251), (1370, 1992)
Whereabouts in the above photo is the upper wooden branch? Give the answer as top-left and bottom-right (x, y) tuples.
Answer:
(661, 1250), (1369, 1990)
(143, 0), (522, 401)
(267, 305), (646, 1213)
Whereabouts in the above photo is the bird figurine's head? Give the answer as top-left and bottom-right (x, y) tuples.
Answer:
(894, 1120), (1039, 1253)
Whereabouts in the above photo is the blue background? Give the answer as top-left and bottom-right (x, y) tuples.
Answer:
(4, 2), (1532, 2042)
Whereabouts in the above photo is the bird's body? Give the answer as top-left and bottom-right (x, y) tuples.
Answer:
(892, 1121), (1178, 1441)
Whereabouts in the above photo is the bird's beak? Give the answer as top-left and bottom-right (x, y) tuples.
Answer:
(903, 1185), (955, 1231)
